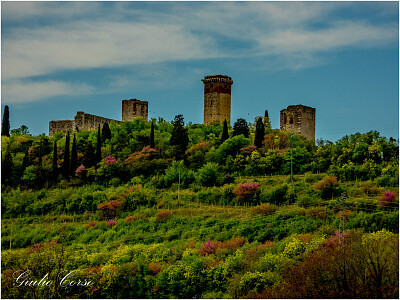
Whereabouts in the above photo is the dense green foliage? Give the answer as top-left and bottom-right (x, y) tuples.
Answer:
(1, 116), (399, 298)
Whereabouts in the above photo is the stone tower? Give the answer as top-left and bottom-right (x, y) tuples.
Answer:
(122, 99), (148, 122)
(202, 74), (233, 125)
(280, 105), (316, 141)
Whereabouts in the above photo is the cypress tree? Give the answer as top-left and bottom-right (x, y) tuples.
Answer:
(63, 132), (70, 179)
(233, 118), (249, 138)
(38, 139), (43, 167)
(254, 117), (265, 149)
(70, 134), (77, 176)
(170, 114), (189, 160)
(221, 119), (229, 143)
(101, 122), (111, 143)
(22, 147), (29, 173)
(150, 121), (155, 149)
(52, 140), (58, 178)
(2, 146), (13, 184)
(83, 142), (96, 168)
(96, 125), (102, 164)
(2, 105), (10, 137)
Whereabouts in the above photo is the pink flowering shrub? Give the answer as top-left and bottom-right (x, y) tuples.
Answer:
(125, 216), (133, 223)
(200, 240), (221, 256)
(240, 145), (257, 154)
(379, 191), (397, 207)
(104, 156), (117, 167)
(107, 219), (116, 228)
(233, 182), (261, 200)
(75, 164), (86, 176)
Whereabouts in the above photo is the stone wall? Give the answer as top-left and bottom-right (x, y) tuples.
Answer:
(122, 99), (148, 122)
(280, 105), (316, 141)
(202, 75), (233, 125)
(49, 120), (75, 136)
(49, 112), (120, 136)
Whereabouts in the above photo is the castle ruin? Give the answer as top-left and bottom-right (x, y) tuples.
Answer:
(280, 105), (316, 141)
(122, 99), (148, 122)
(49, 99), (148, 136)
(202, 74), (233, 125)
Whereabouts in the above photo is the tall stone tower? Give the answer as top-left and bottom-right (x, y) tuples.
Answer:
(202, 74), (233, 125)
(122, 99), (148, 122)
(280, 105), (316, 141)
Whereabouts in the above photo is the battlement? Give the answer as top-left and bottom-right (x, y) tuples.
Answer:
(202, 74), (233, 84)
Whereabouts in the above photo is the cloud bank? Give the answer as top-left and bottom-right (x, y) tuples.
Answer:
(1, 2), (397, 103)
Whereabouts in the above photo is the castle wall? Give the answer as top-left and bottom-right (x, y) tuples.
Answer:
(49, 120), (75, 136)
(202, 75), (233, 125)
(280, 105), (316, 141)
(122, 99), (148, 122)
(49, 112), (120, 136)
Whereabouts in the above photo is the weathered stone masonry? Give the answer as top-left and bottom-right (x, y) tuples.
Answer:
(280, 105), (316, 141)
(202, 74), (233, 125)
(49, 112), (121, 136)
(122, 99), (148, 122)
(49, 99), (148, 136)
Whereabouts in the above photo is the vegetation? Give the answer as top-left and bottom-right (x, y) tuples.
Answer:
(1, 115), (398, 298)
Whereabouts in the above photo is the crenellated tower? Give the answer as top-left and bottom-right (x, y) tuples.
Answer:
(202, 74), (233, 125)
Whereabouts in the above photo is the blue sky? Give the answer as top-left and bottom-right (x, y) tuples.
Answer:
(1, 1), (399, 142)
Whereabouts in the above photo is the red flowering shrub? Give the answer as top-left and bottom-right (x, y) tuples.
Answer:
(125, 216), (133, 223)
(97, 200), (122, 219)
(107, 219), (116, 228)
(233, 182), (261, 200)
(156, 209), (171, 222)
(85, 221), (96, 229)
(200, 240), (221, 256)
(379, 191), (397, 207)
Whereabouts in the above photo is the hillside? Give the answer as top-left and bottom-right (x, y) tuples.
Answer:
(1, 117), (399, 298)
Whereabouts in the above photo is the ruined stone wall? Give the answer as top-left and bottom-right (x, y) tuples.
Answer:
(202, 75), (233, 125)
(49, 120), (75, 136)
(122, 99), (148, 122)
(280, 105), (316, 141)
(49, 112), (120, 136)
(75, 111), (120, 131)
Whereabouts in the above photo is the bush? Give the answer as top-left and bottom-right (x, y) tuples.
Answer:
(196, 162), (220, 187)
(251, 203), (277, 216)
(314, 175), (340, 199)
(379, 191), (397, 208)
(156, 209), (171, 222)
(233, 182), (260, 202)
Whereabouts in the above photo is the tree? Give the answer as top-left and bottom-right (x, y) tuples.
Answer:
(150, 121), (155, 149)
(96, 125), (102, 164)
(70, 134), (77, 176)
(233, 118), (249, 138)
(10, 125), (29, 136)
(2, 146), (13, 184)
(101, 122), (111, 143)
(254, 117), (265, 149)
(1, 105), (10, 137)
(83, 141), (96, 169)
(170, 114), (189, 160)
(52, 140), (58, 178)
(63, 132), (70, 179)
(221, 119), (229, 143)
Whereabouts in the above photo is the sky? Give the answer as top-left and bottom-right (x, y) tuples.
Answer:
(1, 1), (399, 142)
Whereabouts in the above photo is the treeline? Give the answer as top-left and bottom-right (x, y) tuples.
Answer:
(1, 113), (398, 189)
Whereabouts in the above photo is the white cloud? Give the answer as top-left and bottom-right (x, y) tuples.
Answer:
(1, 1), (397, 103)
(1, 80), (95, 103)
